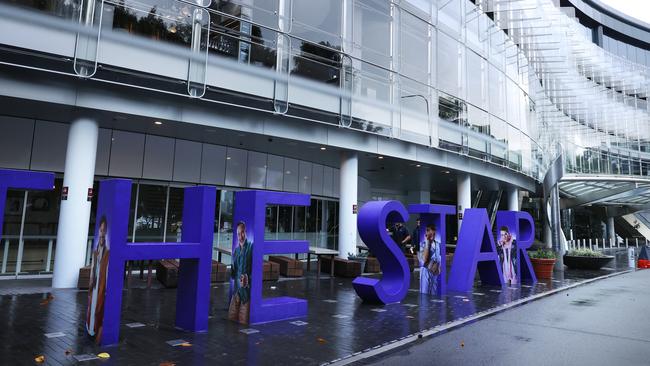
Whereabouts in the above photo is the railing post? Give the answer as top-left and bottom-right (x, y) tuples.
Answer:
(46, 239), (53, 272)
(15, 239), (24, 275)
(1, 239), (8, 274)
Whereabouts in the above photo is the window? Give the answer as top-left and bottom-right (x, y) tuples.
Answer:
(292, 0), (343, 49)
(400, 11), (429, 81)
(353, 0), (392, 68)
(437, 31), (463, 97)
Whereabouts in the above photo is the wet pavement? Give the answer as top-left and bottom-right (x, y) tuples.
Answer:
(364, 267), (650, 366)
(0, 249), (635, 365)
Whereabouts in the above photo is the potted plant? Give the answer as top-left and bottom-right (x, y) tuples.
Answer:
(529, 248), (556, 279)
(563, 249), (614, 270)
(347, 252), (368, 274)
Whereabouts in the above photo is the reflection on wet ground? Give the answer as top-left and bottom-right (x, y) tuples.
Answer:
(0, 250), (634, 365)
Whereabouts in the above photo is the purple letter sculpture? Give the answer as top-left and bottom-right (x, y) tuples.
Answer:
(353, 201), (410, 304)
(0, 169), (54, 242)
(496, 211), (537, 283)
(448, 208), (504, 292)
(408, 204), (456, 295)
(91, 179), (215, 345)
(233, 190), (310, 324)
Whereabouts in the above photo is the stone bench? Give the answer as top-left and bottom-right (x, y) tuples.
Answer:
(211, 260), (228, 283)
(156, 259), (179, 288)
(263, 260), (280, 281)
(364, 256), (380, 273)
(269, 256), (304, 277)
(77, 266), (91, 289)
(320, 257), (361, 277)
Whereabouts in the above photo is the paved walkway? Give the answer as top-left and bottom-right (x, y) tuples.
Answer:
(0, 251), (636, 365)
(364, 269), (650, 366)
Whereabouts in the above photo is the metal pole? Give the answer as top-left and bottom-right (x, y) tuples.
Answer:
(1, 240), (8, 274)
(45, 239), (53, 272)
(15, 191), (28, 276)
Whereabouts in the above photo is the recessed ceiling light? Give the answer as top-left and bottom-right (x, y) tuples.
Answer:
(378, 156), (384, 159)
(443, 170), (450, 174)
(320, 147), (327, 150)
(416, 164), (421, 167)
(154, 121), (162, 125)
(286, 170), (291, 174)
(226, 157), (231, 160)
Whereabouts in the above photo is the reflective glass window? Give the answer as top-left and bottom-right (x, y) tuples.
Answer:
(400, 11), (429, 81)
(466, 50), (486, 109)
(437, 31), (462, 97)
(165, 187), (184, 242)
(353, 0), (392, 68)
(134, 184), (167, 242)
(211, 0), (279, 29)
(292, 0), (342, 49)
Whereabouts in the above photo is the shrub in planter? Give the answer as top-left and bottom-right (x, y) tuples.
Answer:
(529, 249), (556, 279)
(348, 252), (369, 274)
(563, 249), (614, 270)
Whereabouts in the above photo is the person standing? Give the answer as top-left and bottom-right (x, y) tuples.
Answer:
(392, 222), (411, 253)
(229, 221), (253, 324)
(498, 226), (517, 284)
(419, 224), (441, 295)
(87, 216), (109, 343)
(410, 218), (422, 254)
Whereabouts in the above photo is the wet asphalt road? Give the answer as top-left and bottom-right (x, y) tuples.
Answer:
(364, 269), (650, 366)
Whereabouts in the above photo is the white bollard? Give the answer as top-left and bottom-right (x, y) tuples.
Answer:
(589, 238), (593, 250)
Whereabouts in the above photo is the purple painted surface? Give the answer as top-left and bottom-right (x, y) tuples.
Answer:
(353, 201), (410, 304)
(0, 169), (54, 243)
(447, 209), (504, 292)
(233, 191), (310, 324)
(408, 204), (456, 295)
(496, 210), (537, 283)
(96, 179), (216, 345)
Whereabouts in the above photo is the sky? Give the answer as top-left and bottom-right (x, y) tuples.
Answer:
(597, 0), (650, 24)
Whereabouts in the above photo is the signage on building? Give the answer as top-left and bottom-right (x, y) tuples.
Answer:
(87, 187), (94, 202)
(61, 186), (69, 200)
(352, 204), (358, 214)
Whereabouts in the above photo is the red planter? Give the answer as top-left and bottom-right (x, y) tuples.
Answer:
(531, 258), (556, 279)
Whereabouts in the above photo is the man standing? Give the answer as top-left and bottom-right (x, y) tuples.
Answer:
(229, 221), (253, 324)
(419, 224), (441, 295)
(392, 222), (411, 253)
(87, 216), (109, 343)
(410, 218), (422, 254)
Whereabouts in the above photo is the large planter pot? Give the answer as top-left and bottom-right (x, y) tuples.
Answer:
(563, 255), (613, 270)
(530, 258), (556, 279)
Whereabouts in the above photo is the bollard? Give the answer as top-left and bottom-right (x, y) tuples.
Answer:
(595, 239), (598, 250)
(626, 238), (629, 249)
(589, 238), (592, 250)
(636, 238), (639, 248)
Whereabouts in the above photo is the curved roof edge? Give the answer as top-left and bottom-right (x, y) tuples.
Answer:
(566, 0), (650, 44)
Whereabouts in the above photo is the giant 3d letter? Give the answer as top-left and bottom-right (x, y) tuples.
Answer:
(0, 169), (54, 242)
(496, 210), (537, 283)
(233, 190), (311, 324)
(408, 204), (456, 295)
(448, 208), (504, 292)
(90, 179), (215, 345)
(353, 201), (410, 304)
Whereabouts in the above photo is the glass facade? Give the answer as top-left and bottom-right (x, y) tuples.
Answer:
(0, 179), (338, 276)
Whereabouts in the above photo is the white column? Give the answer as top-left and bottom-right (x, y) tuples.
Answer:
(457, 173), (471, 233)
(507, 187), (519, 211)
(338, 151), (358, 259)
(406, 190), (430, 226)
(52, 117), (99, 288)
(607, 216), (616, 247)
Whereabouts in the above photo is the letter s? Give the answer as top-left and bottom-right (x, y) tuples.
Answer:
(353, 201), (410, 304)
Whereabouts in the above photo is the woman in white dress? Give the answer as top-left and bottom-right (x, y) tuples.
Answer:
(498, 226), (517, 284)
(418, 224), (441, 295)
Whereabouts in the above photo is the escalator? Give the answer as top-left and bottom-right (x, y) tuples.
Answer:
(472, 189), (504, 227)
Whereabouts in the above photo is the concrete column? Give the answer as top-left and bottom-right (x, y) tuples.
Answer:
(550, 185), (564, 270)
(457, 173), (471, 233)
(507, 187), (519, 211)
(338, 151), (358, 259)
(52, 117), (99, 288)
(607, 216), (615, 246)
